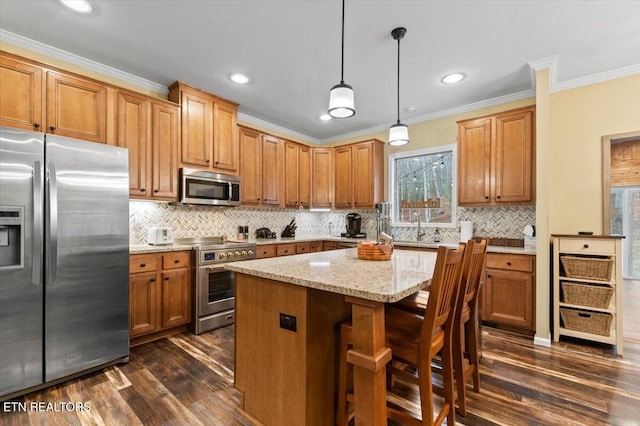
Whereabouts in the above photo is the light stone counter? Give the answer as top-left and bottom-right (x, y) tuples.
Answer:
(225, 247), (437, 303)
(129, 244), (194, 254)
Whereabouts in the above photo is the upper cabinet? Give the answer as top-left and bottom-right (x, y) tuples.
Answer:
(311, 147), (334, 209)
(457, 106), (535, 206)
(239, 127), (282, 207)
(115, 89), (180, 201)
(1, 51), (110, 144)
(334, 139), (384, 209)
(284, 141), (310, 209)
(168, 81), (239, 174)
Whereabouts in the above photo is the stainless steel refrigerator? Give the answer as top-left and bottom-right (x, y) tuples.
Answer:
(0, 127), (130, 399)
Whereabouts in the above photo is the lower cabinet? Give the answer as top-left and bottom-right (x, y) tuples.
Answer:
(255, 241), (331, 258)
(129, 251), (191, 345)
(482, 253), (536, 332)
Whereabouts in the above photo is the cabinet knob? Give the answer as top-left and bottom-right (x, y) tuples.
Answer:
(496, 196), (501, 199)
(583, 244), (589, 248)
(140, 188), (146, 192)
(150, 277), (156, 282)
(174, 259), (180, 264)
(206, 160), (210, 163)
(140, 263), (146, 267)
(257, 198), (260, 201)
(215, 161), (219, 165)
(506, 262), (512, 266)
(154, 189), (159, 193)
(49, 126), (56, 132)
(484, 196), (489, 200)
(164, 277), (170, 281)
(487, 274), (492, 278)
(34, 123), (40, 129)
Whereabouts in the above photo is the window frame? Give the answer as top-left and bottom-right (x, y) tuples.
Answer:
(387, 143), (457, 228)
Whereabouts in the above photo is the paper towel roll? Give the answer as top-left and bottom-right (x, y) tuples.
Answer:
(460, 221), (473, 242)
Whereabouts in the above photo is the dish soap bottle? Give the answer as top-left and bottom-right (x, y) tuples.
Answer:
(433, 228), (440, 243)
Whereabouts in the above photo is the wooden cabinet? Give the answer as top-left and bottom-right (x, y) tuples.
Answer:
(0, 51), (110, 143)
(458, 106), (535, 206)
(482, 253), (536, 332)
(256, 241), (326, 258)
(552, 235), (624, 355)
(334, 139), (384, 209)
(116, 90), (180, 200)
(168, 81), (239, 173)
(323, 241), (338, 251)
(129, 251), (191, 345)
(284, 141), (311, 209)
(239, 127), (282, 207)
(256, 244), (277, 259)
(276, 243), (297, 257)
(311, 147), (334, 208)
(309, 241), (323, 253)
(0, 53), (43, 131)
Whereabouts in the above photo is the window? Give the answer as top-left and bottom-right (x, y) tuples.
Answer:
(388, 144), (457, 227)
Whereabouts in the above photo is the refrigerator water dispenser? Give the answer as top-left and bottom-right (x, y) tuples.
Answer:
(0, 206), (24, 268)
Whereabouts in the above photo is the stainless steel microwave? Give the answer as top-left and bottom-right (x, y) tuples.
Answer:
(179, 168), (241, 206)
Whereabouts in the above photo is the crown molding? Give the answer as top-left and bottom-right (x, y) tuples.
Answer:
(237, 113), (319, 144)
(0, 30), (168, 95)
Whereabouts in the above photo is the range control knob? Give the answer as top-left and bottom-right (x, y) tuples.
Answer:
(241, 250), (247, 256)
(248, 249), (254, 256)
(227, 251), (234, 258)
(235, 251), (241, 257)
(219, 253), (226, 260)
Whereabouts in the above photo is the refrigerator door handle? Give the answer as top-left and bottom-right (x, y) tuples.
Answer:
(32, 160), (43, 285)
(47, 162), (58, 285)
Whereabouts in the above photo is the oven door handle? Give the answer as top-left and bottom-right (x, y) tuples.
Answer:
(202, 264), (229, 271)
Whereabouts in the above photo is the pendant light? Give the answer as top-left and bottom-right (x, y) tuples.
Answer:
(328, 0), (355, 118)
(389, 27), (409, 146)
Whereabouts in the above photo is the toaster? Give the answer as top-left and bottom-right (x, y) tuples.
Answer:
(147, 227), (174, 245)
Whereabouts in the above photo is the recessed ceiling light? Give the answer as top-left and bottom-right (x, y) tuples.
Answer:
(230, 73), (250, 84)
(59, 0), (92, 13)
(441, 72), (466, 84)
(319, 114), (332, 121)
(406, 106), (419, 113)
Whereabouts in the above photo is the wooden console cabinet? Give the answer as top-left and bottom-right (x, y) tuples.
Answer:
(129, 251), (192, 345)
(552, 235), (624, 355)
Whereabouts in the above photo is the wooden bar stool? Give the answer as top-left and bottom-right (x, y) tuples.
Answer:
(390, 239), (487, 417)
(336, 244), (466, 426)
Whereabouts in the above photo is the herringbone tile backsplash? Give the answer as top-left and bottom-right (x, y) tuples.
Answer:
(130, 202), (535, 245)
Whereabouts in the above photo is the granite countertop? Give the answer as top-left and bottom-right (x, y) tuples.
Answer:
(130, 235), (536, 255)
(225, 247), (438, 303)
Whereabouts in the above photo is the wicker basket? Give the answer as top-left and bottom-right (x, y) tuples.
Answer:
(561, 281), (614, 309)
(560, 256), (613, 281)
(560, 307), (612, 336)
(357, 242), (393, 261)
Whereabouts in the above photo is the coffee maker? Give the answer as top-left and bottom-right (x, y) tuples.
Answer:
(341, 212), (366, 238)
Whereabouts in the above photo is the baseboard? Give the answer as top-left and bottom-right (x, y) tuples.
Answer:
(534, 334), (551, 347)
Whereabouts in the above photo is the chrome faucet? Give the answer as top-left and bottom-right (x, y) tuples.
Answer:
(412, 212), (426, 242)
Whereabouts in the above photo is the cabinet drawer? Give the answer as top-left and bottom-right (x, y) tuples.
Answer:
(163, 251), (190, 270)
(130, 254), (157, 274)
(486, 253), (534, 272)
(277, 243), (297, 256)
(256, 244), (277, 259)
(323, 241), (338, 251)
(558, 239), (615, 255)
(309, 241), (323, 252)
(296, 242), (310, 254)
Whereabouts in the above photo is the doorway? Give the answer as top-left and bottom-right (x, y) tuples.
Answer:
(611, 186), (640, 278)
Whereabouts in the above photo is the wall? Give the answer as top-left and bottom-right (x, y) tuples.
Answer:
(548, 74), (640, 234)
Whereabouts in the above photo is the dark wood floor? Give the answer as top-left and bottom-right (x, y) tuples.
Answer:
(2, 325), (640, 426)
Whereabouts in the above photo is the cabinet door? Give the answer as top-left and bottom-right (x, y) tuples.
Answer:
(262, 135), (281, 206)
(311, 147), (333, 208)
(334, 146), (353, 208)
(116, 91), (150, 198)
(494, 109), (534, 204)
(0, 54), (43, 131)
(161, 268), (191, 328)
(483, 268), (534, 330)
(284, 141), (300, 208)
(353, 141), (375, 208)
(130, 271), (158, 337)
(458, 118), (492, 205)
(298, 145), (311, 208)
(47, 71), (107, 143)
(239, 127), (263, 205)
(151, 103), (180, 200)
(180, 90), (212, 167)
(212, 102), (238, 172)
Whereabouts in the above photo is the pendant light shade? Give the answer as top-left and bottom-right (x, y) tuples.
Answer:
(389, 27), (409, 146)
(328, 0), (355, 118)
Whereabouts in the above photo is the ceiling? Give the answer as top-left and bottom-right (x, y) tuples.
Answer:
(1, 1), (639, 143)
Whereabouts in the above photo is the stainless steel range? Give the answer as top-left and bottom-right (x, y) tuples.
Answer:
(175, 237), (256, 334)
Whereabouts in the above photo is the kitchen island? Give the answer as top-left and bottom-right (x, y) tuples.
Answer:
(226, 247), (438, 426)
